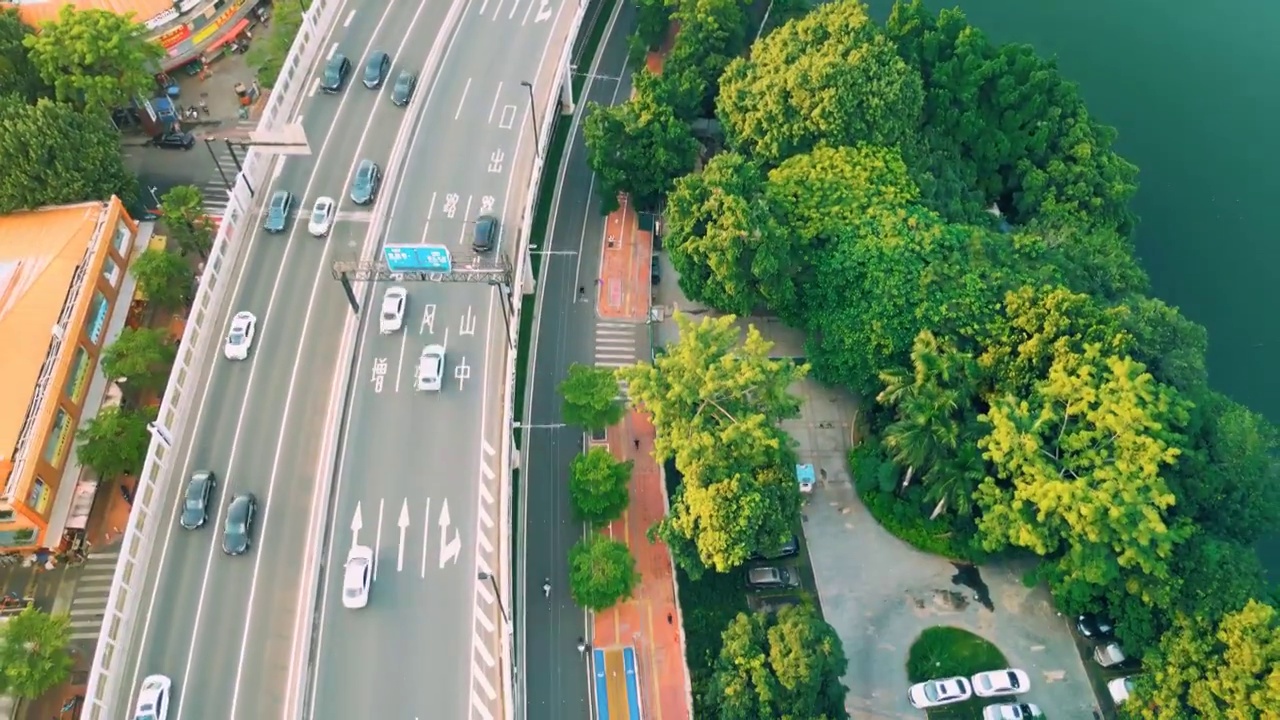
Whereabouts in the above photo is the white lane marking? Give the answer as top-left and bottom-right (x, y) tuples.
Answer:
(482, 438), (495, 456)
(397, 499), (410, 572)
(457, 194), (474, 244)
(478, 0), (490, 14)
(490, 0), (505, 20)
(374, 498), (385, 580)
(303, 1), (472, 714)
(420, 190), (437, 243)
(456, 77), (472, 119)
(309, 78), (320, 98)
(343, 9), (356, 27)
(226, 0), (419, 710)
(395, 327), (409, 392)
(521, 0), (535, 25)
(508, 0), (520, 19)
(422, 497), (431, 578)
(327, 42), (338, 60)
(487, 81), (503, 125)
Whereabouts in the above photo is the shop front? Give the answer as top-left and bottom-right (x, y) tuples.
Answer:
(145, 0), (260, 73)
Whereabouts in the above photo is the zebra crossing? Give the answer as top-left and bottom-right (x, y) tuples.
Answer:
(66, 550), (119, 642)
(593, 321), (645, 398)
(199, 118), (258, 220)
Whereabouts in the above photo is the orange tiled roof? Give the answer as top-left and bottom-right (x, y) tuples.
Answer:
(6, 0), (177, 28)
(0, 202), (107, 471)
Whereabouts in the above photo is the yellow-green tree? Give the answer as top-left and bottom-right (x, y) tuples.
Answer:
(569, 448), (632, 524)
(24, 6), (162, 111)
(976, 347), (1194, 605)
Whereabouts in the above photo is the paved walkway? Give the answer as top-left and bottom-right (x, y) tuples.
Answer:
(593, 411), (690, 720)
(596, 194), (652, 322)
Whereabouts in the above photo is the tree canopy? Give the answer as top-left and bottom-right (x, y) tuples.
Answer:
(0, 9), (47, 102)
(159, 185), (217, 259)
(0, 95), (137, 213)
(101, 327), (176, 392)
(559, 364), (625, 431)
(569, 448), (632, 525)
(130, 247), (195, 311)
(24, 5), (163, 112)
(568, 536), (640, 611)
(583, 85), (700, 212)
(76, 405), (153, 480)
(0, 606), (73, 699)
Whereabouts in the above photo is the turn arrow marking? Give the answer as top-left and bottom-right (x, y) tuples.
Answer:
(397, 499), (410, 573)
(437, 498), (461, 568)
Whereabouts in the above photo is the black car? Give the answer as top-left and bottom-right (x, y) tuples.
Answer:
(390, 70), (416, 106)
(222, 493), (257, 555)
(320, 53), (351, 93)
(180, 470), (217, 530)
(153, 131), (195, 150)
(264, 190), (293, 233)
(651, 254), (662, 285)
(349, 159), (381, 205)
(472, 215), (498, 252)
(363, 51), (391, 89)
(1076, 613), (1116, 638)
(748, 534), (800, 561)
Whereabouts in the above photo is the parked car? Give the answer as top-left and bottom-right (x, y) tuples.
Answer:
(971, 668), (1031, 698)
(747, 534), (799, 561)
(908, 676), (972, 709)
(263, 190), (293, 233)
(651, 254), (661, 285)
(982, 702), (1042, 720)
(342, 545), (373, 609)
(152, 131), (195, 150)
(308, 196), (336, 237)
(1094, 641), (1128, 668)
(391, 70), (416, 106)
(1076, 613), (1115, 638)
(745, 566), (798, 590)
(349, 159), (381, 205)
(364, 51), (391, 89)
(379, 286), (407, 334)
(320, 53), (351, 93)
(179, 470), (216, 530)
(1108, 676), (1137, 705)
(472, 214), (498, 252)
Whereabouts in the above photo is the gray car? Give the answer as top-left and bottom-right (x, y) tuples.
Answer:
(390, 70), (416, 106)
(180, 470), (216, 530)
(363, 51), (390, 89)
(222, 493), (257, 556)
(472, 214), (498, 252)
(745, 566), (799, 590)
(263, 190), (293, 233)
(349, 159), (381, 205)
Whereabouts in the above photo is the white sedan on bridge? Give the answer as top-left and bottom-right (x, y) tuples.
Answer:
(224, 311), (257, 361)
(132, 674), (171, 720)
(342, 544), (374, 609)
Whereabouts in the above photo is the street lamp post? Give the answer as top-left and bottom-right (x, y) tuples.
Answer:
(477, 571), (510, 625)
(203, 138), (234, 193)
(223, 139), (255, 198)
(519, 80), (542, 159)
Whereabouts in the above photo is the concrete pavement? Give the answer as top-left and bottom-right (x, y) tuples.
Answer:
(113, 1), (449, 717)
(302, 1), (580, 719)
(518, 1), (638, 717)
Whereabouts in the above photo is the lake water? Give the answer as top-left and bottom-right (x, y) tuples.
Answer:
(862, 0), (1280, 578)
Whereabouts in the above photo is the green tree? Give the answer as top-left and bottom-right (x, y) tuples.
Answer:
(717, 0), (923, 166)
(245, 0), (305, 86)
(76, 405), (153, 480)
(1124, 600), (1280, 719)
(582, 88), (699, 212)
(160, 185), (216, 259)
(101, 327), (176, 391)
(24, 5), (163, 111)
(0, 8), (48, 102)
(705, 605), (849, 720)
(663, 0), (752, 117)
(0, 95), (137, 213)
(130, 247), (195, 311)
(559, 363), (624, 431)
(568, 536), (640, 611)
(1119, 295), (1209, 394)
(0, 605), (73, 699)
(634, 0), (674, 50)
(569, 448), (632, 524)
(976, 348), (1194, 606)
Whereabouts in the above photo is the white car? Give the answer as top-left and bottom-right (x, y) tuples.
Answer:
(342, 544), (373, 609)
(308, 196), (336, 237)
(379, 286), (407, 334)
(416, 344), (445, 391)
(972, 668), (1031, 698)
(223, 311), (257, 360)
(908, 676), (972, 708)
(983, 702), (1042, 720)
(132, 674), (171, 720)
(1108, 676), (1136, 705)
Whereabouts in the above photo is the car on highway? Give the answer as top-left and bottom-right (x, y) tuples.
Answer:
(320, 53), (351, 93)
(982, 702), (1043, 720)
(416, 344), (446, 391)
(363, 51), (391, 89)
(132, 673), (171, 720)
(264, 190), (293, 233)
(224, 311), (257, 360)
(744, 566), (798, 590)
(908, 676), (972, 709)
(179, 470), (217, 530)
(349, 159), (381, 205)
(152, 131), (194, 150)
(472, 214), (498, 252)
(308, 196), (336, 237)
(222, 493), (257, 556)
(379, 286), (407, 334)
(342, 544), (374, 609)
(391, 70), (416, 106)
(972, 668), (1031, 697)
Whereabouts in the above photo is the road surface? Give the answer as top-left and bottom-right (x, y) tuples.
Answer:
(518, 1), (637, 717)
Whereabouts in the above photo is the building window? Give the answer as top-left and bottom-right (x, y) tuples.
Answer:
(0, 508), (14, 523)
(87, 290), (110, 346)
(114, 220), (132, 257)
(43, 408), (73, 469)
(64, 346), (92, 404)
(26, 478), (52, 515)
(102, 254), (121, 288)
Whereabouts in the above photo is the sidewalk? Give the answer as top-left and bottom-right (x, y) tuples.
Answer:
(593, 411), (690, 720)
(596, 194), (652, 322)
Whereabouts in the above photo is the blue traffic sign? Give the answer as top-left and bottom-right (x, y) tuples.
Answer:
(383, 244), (452, 272)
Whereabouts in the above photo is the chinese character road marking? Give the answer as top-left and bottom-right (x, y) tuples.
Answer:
(371, 357), (388, 393)
(488, 149), (505, 174)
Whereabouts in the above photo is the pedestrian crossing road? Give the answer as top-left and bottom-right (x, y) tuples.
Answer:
(67, 550), (119, 642)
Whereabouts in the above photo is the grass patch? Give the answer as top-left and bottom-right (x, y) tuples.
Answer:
(907, 626), (1009, 720)
(244, 0), (307, 87)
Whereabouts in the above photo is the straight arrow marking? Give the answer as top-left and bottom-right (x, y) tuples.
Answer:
(374, 499), (385, 581)
(421, 497), (431, 578)
(397, 499), (410, 573)
(351, 501), (363, 547)
(438, 498), (462, 568)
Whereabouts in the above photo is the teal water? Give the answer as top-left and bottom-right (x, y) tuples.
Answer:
(860, 0), (1280, 576)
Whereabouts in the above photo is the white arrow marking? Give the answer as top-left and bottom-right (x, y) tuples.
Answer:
(374, 499), (385, 580)
(351, 502), (363, 546)
(421, 498), (431, 579)
(438, 498), (462, 568)
(397, 499), (410, 573)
